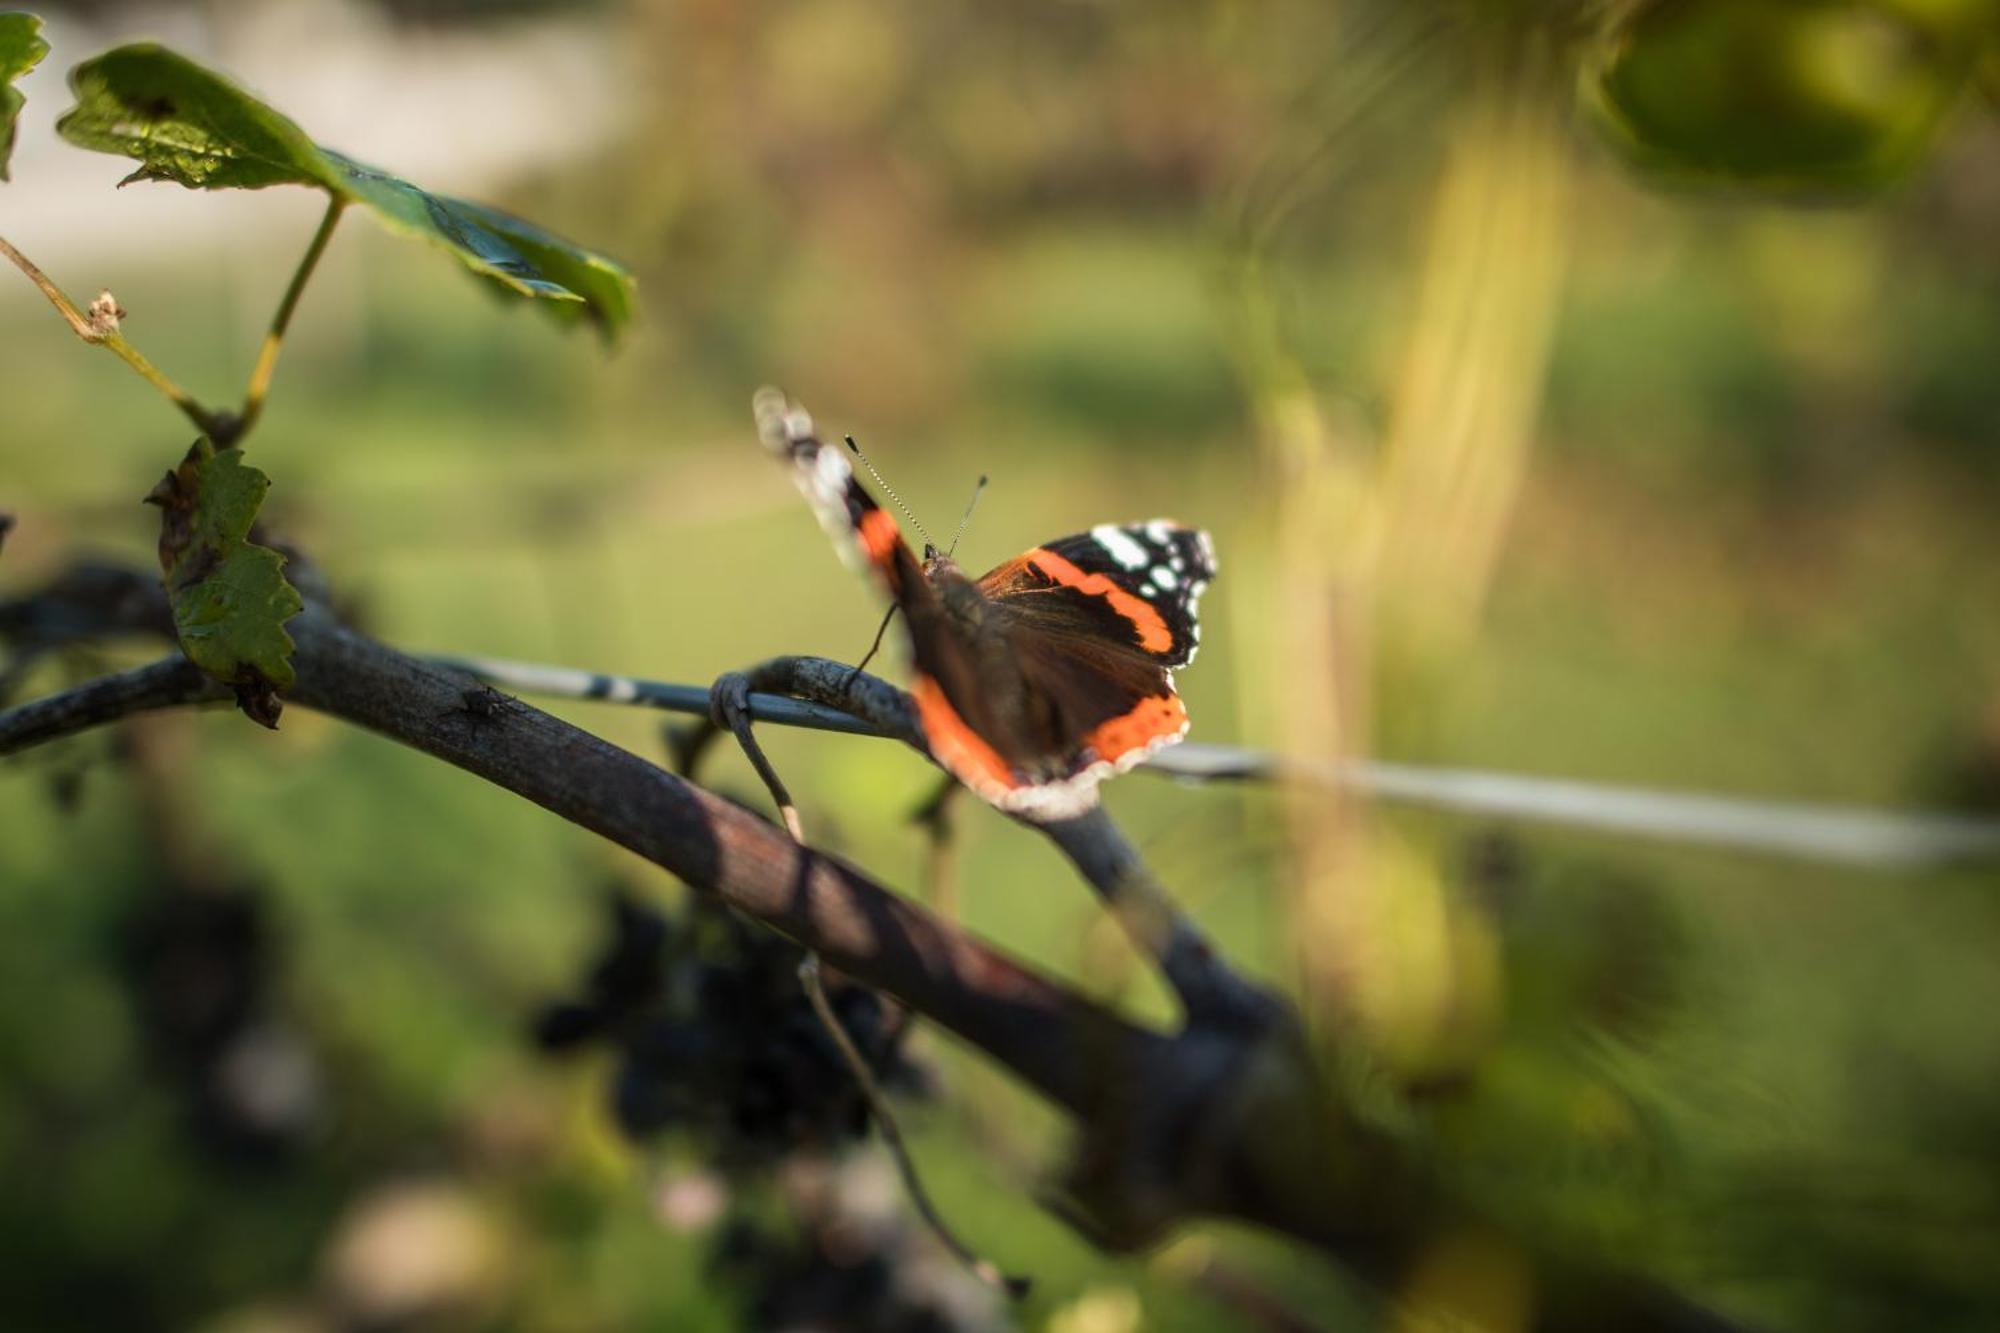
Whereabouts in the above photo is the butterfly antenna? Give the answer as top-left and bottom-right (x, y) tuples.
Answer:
(844, 435), (935, 551)
(945, 474), (989, 559)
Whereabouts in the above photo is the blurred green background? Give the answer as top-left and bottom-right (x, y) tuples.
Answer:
(3, 1), (1999, 1329)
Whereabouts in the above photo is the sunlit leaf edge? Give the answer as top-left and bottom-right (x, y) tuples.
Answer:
(57, 42), (635, 336)
(57, 42), (332, 190)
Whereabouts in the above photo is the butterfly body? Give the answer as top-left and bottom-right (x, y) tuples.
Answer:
(756, 390), (1215, 821)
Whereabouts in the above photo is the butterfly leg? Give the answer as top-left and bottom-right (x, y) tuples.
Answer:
(909, 774), (962, 915)
(845, 603), (900, 691)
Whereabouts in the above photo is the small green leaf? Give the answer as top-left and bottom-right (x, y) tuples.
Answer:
(58, 43), (635, 336)
(1, 12), (50, 182)
(55, 41), (324, 190)
(320, 148), (632, 326)
(146, 439), (303, 727)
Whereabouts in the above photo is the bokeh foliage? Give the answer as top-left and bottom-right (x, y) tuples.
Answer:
(1585, 0), (1999, 194)
(0, 10), (46, 179)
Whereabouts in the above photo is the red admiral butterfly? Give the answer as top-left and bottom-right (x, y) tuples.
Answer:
(755, 389), (1216, 821)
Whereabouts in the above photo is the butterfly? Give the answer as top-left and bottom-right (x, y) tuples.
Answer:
(755, 389), (1215, 822)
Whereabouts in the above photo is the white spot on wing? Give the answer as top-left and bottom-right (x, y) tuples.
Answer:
(1092, 524), (1148, 570)
(811, 444), (851, 503)
(1149, 565), (1176, 591)
(1144, 519), (1175, 544)
(780, 440), (874, 576)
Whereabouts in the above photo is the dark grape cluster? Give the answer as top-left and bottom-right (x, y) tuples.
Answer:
(116, 879), (320, 1165)
(534, 892), (925, 1162)
(711, 1213), (990, 1333)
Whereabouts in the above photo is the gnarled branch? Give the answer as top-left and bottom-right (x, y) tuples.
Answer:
(0, 566), (1736, 1331)
(0, 580), (1360, 1254)
(679, 654), (1282, 1027)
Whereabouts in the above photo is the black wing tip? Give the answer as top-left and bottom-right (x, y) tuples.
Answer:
(1143, 520), (1218, 580)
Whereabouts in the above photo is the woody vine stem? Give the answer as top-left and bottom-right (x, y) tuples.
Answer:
(0, 230), (226, 438)
(1, 192), (345, 447)
(0, 564), (1739, 1331)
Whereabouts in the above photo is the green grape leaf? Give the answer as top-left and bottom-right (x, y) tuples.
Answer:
(57, 43), (634, 336)
(1583, 0), (1988, 195)
(320, 148), (636, 329)
(146, 439), (303, 728)
(1, 12), (49, 182)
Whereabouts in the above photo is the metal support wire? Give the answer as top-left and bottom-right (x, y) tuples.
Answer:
(430, 653), (2000, 872)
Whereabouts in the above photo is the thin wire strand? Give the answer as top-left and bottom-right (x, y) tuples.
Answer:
(427, 652), (2000, 871)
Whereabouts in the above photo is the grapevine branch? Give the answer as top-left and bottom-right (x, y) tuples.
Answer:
(686, 656), (1281, 1027)
(0, 576), (1379, 1259)
(0, 652), (223, 744)
(0, 562), (1738, 1330)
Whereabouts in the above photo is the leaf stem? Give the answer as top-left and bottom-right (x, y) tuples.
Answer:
(799, 954), (1030, 1298)
(0, 232), (95, 338)
(104, 332), (229, 436)
(236, 195), (345, 441)
(0, 231), (229, 439)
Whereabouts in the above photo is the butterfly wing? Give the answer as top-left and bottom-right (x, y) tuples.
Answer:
(756, 390), (1028, 801)
(756, 388), (1217, 822)
(924, 521), (1215, 818)
(907, 627), (1188, 819)
(979, 522), (1214, 668)
(977, 522), (1215, 667)
(754, 387), (926, 601)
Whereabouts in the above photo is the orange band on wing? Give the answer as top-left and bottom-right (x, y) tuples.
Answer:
(857, 507), (901, 567)
(911, 675), (1017, 795)
(1026, 550), (1173, 654)
(1084, 693), (1186, 764)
